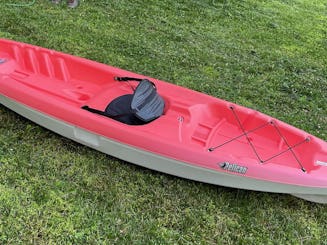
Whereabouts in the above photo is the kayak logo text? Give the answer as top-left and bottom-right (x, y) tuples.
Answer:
(219, 162), (247, 174)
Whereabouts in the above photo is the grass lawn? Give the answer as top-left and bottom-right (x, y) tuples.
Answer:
(0, 0), (326, 243)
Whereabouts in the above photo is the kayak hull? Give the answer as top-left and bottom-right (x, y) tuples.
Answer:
(1, 39), (326, 203)
(2, 93), (327, 203)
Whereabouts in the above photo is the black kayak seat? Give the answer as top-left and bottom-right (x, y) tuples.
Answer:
(82, 79), (165, 125)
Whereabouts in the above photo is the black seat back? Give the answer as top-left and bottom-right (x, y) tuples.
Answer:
(131, 79), (165, 122)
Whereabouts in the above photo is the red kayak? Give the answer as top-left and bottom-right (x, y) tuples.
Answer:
(1, 39), (326, 203)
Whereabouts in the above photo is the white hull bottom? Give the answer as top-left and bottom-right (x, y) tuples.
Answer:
(1, 94), (326, 204)
(291, 194), (327, 204)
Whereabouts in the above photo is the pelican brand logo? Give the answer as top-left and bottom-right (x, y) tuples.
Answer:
(220, 162), (247, 174)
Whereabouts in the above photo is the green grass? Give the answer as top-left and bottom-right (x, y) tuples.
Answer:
(1, 0), (327, 243)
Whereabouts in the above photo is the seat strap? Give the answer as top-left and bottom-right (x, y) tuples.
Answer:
(114, 77), (144, 82)
(81, 105), (130, 119)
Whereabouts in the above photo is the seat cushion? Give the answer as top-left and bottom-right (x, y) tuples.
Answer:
(105, 94), (146, 125)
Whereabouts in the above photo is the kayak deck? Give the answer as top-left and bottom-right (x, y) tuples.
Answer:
(1, 39), (327, 196)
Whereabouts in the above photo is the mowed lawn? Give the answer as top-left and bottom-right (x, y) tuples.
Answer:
(0, 0), (326, 243)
